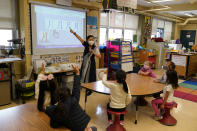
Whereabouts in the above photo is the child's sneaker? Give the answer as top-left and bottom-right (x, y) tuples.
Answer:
(120, 121), (124, 126)
(153, 115), (162, 121)
(160, 109), (165, 116)
(108, 120), (113, 125)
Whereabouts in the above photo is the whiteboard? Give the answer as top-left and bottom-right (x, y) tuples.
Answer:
(31, 4), (86, 55)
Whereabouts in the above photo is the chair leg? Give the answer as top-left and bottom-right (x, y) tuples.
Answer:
(107, 115), (126, 131)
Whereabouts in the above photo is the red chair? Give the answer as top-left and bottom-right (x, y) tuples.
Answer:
(159, 102), (177, 126)
(107, 110), (127, 131)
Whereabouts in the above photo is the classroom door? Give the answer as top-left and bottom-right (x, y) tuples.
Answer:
(180, 30), (196, 49)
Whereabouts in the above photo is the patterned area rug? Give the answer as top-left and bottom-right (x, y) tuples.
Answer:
(174, 78), (197, 103)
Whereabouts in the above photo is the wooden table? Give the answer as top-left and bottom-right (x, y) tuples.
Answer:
(0, 102), (70, 131)
(81, 73), (164, 124)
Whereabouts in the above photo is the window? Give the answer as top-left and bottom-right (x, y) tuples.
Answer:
(0, 0), (13, 29)
(157, 28), (164, 38)
(100, 11), (139, 46)
(100, 28), (107, 46)
(124, 30), (136, 41)
(108, 29), (123, 40)
(151, 18), (173, 41)
(0, 29), (12, 46)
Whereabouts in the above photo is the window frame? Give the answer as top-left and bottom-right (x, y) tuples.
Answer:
(100, 11), (138, 46)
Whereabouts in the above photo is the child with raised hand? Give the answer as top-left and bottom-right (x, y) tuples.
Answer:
(45, 65), (97, 131)
(138, 61), (156, 78)
(151, 70), (179, 120)
(102, 69), (132, 125)
(35, 63), (56, 111)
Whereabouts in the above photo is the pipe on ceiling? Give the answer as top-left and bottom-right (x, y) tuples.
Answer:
(135, 10), (183, 22)
(178, 18), (197, 25)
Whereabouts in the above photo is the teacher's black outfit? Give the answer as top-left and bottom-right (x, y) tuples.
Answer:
(80, 41), (98, 83)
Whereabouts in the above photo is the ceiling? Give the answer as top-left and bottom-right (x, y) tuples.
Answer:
(136, 0), (197, 22)
(137, 0), (191, 6)
(162, 10), (197, 17)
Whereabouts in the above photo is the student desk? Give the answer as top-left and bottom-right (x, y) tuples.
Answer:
(81, 73), (164, 124)
(0, 102), (70, 131)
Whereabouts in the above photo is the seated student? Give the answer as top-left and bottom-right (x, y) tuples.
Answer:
(153, 60), (176, 98)
(138, 61), (156, 78)
(151, 70), (179, 120)
(35, 64), (56, 111)
(102, 69), (132, 125)
(154, 59), (176, 84)
(45, 65), (97, 131)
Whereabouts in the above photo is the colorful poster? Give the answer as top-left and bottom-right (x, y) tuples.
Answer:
(87, 16), (98, 42)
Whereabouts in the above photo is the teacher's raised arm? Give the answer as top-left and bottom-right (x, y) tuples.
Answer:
(70, 28), (85, 44)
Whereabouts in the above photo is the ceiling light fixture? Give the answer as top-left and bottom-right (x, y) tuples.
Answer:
(151, 0), (174, 3)
(184, 13), (194, 17)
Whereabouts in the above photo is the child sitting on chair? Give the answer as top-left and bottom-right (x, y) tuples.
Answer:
(45, 65), (97, 131)
(151, 70), (179, 120)
(102, 69), (132, 125)
(138, 61), (156, 78)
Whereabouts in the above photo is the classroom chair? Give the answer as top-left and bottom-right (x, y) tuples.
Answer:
(107, 109), (127, 131)
(159, 101), (177, 126)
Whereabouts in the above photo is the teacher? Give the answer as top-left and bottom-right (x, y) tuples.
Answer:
(70, 28), (101, 83)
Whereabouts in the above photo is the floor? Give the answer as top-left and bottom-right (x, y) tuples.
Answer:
(1, 69), (197, 131)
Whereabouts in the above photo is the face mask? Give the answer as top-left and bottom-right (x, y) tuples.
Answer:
(88, 41), (94, 46)
(144, 65), (149, 69)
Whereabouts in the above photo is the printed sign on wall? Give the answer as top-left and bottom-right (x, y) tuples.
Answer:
(87, 16), (98, 42)
(40, 54), (70, 65)
(172, 55), (186, 67)
(117, 0), (137, 9)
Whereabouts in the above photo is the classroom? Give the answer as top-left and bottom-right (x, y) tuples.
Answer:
(0, 0), (197, 131)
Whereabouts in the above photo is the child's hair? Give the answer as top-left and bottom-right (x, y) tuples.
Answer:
(144, 61), (151, 66)
(116, 70), (128, 93)
(166, 70), (179, 89)
(168, 61), (176, 71)
(87, 35), (94, 41)
(54, 87), (71, 120)
(165, 59), (171, 62)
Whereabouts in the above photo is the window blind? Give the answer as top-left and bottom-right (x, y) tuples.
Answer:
(0, 0), (13, 29)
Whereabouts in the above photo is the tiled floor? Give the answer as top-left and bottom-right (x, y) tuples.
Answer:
(1, 69), (197, 131)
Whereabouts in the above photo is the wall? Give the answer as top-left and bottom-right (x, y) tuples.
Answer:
(18, 0), (101, 73)
(174, 23), (197, 45)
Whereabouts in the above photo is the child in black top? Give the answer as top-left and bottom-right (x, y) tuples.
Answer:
(45, 65), (97, 131)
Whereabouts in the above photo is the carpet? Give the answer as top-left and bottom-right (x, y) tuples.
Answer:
(174, 78), (197, 103)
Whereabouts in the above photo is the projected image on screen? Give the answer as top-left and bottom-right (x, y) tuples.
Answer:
(31, 4), (86, 55)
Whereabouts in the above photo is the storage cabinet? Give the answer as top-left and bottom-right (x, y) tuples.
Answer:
(171, 54), (197, 78)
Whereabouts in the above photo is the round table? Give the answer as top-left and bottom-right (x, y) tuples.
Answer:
(81, 73), (164, 124)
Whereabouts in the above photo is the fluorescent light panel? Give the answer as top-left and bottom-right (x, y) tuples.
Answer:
(146, 0), (174, 3)
(184, 13), (194, 17)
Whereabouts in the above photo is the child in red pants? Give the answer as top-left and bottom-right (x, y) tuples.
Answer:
(151, 70), (178, 120)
